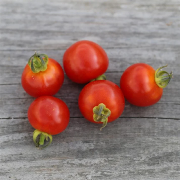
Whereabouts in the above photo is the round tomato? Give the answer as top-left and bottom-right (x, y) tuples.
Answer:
(78, 80), (125, 130)
(63, 40), (109, 83)
(120, 63), (172, 107)
(21, 53), (64, 97)
(28, 96), (70, 148)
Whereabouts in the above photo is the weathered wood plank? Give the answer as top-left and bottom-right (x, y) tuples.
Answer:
(0, 0), (180, 180)
(1, 0), (180, 51)
(1, 117), (180, 180)
(0, 71), (179, 119)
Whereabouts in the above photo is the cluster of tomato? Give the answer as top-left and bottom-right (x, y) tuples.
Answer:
(21, 40), (172, 149)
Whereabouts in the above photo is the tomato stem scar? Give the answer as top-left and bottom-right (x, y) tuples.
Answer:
(28, 53), (49, 73)
(155, 65), (172, 88)
(90, 74), (106, 82)
(33, 129), (52, 149)
(93, 103), (111, 130)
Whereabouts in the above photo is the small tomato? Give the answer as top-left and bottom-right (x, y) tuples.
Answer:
(28, 96), (70, 148)
(120, 63), (172, 107)
(78, 80), (125, 130)
(22, 53), (64, 97)
(63, 40), (109, 83)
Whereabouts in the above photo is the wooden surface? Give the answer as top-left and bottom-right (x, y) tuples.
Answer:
(0, 0), (180, 179)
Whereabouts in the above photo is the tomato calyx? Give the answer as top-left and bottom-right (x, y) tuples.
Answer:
(28, 52), (48, 73)
(155, 65), (173, 88)
(90, 74), (106, 82)
(33, 129), (52, 149)
(93, 103), (111, 130)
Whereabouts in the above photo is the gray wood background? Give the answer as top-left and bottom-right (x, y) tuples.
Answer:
(0, 0), (180, 179)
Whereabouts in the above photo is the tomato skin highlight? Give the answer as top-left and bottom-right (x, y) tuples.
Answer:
(120, 63), (163, 107)
(21, 58), (64, 97)
(63, 40), (109, 83)
(78, 80), (125, 124)
(28, 96), (70, 135)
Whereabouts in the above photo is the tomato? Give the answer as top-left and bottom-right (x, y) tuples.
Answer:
(28, 96), (70, 148)
(78, 80), (125, 130)
(63, 40), (109, 83)
(21, 53), (64, 97)
(120, 63), (172, 107)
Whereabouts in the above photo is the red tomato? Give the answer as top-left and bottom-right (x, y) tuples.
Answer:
(78, 80), (125, 130)
(21, 53), (64, 97)
(120, 63), (172, 107)
(28, 96), (70, 148)
(63, 40), (109, 83)
(28, 96), (69, 135)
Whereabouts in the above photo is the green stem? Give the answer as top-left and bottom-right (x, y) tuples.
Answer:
(33, 129), (52, 149)
(155, 65), (172, 88)
(39, 133), (45, 145)
(90, 74), (106, 82)
(93, 103), (111, 130)
(28, 52), (48, 73)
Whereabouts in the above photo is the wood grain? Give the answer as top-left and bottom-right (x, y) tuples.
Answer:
(0, 0), (180, 179)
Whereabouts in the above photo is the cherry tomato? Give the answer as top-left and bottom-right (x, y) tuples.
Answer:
(120, 63), (172, 107)
(78, 80), (125, 130)
(22, 53), (64, 97)
(28, 96), (70, 148)
(63, 40), (109, 83)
